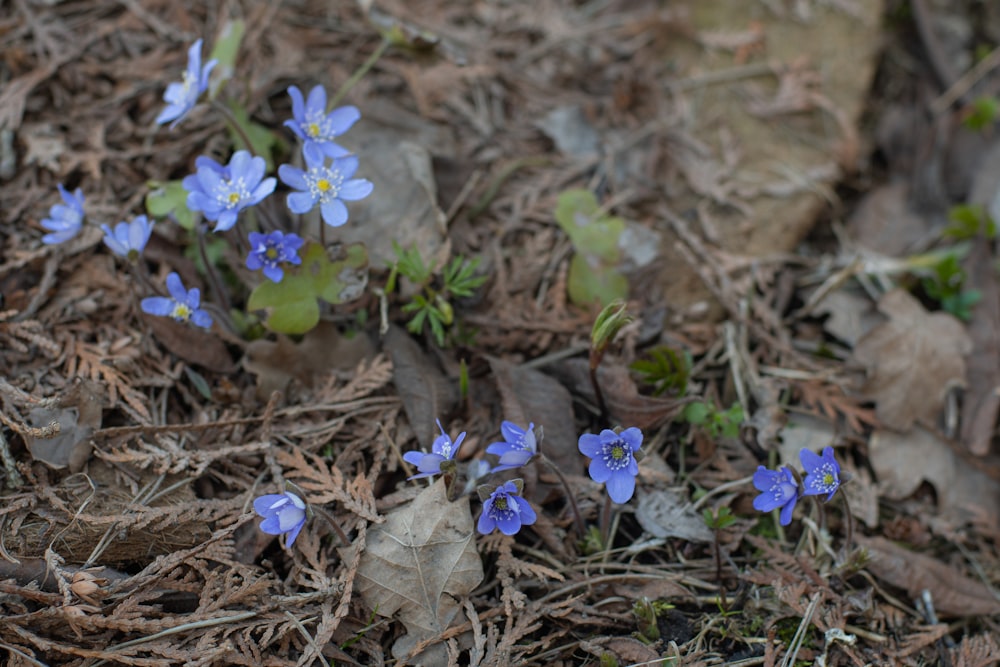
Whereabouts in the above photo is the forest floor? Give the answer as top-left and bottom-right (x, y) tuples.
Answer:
(2, 1), (1000, 665)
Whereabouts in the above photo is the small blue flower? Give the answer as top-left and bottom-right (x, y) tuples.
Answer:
(285, 85), (360, 158)
(402, 419), (466, 480)
(156, 39), (217, 128)
(141, 272), (212, 329)
(278, 148), (373, 227)
(40, 184), (85, 245)
(800, 446), (841, 502)
(487, 421), (537, 473)
(183, 151), (276, 232)
(752, 466), (799, 526)
(477, 480), (537, 535)
(101, 215), (154, 260)
(253, 491), (307, 549)
(578, 427), (642, 504)
(246, 231), (304, 283)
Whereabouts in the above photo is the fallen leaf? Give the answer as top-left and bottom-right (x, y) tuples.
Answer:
(959, 237), (1000, 455)
(488, 357), (579, 474)
(634, 488), (713, 543)
(813, 287), (880, 346)
(142, 313), (236, 374)
(243, 323), (375, 400)
(384, 326), (457, 450)
(851, 289), (972, 431)
(859, 535), (1000, 617)
(349, 479), (483, 664)
(869, 427), (1000, 528)
(536, 105), (600, 158)
(25, 380), (103, 471)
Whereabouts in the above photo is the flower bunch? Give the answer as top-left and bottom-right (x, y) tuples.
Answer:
(752, 446), (843, 526)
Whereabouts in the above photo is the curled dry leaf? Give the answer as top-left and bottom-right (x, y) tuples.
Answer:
(858, 535), (1000, 617)
(851, 289), (972, 431)
(347, 479), (483, 665)
(869, 427), (1000, 529)
(25, 380), (103, 471)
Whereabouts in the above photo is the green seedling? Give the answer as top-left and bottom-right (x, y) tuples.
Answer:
(387, 242), (486, 347)
(631, 346), (692, 396)
(554, 189), (627, 307)
(943, 203), (997, 240)
(962, 96), (999, 132)
(632, 596), (660, 643)
(921, 252), (980, 321)
(683, 401), (744, 439)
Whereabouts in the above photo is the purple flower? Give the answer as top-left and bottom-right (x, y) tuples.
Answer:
(40, 184), (85, 245)
(183, 151), (276, 232)
(277, 148), (373, 227)
(246, 231), (304, 283)
(253, 491), (307, 549)
(156, 39), (217, 128)
(477, 481), (537, 536)
(402, 419), (466, 480)
(486, 421), (536, 473)
(101, 215), (154, 260)
(800, 446), (841, 502)
(578, 427), (642, 504)
(284, 85), (359, 158)
(752, 466), (799, 526)
(140, 272), (212, 329)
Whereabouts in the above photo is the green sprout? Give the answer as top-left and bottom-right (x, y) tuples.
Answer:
(682, 401), (743, 439)
(962, 96), (999, 132)
(631, 346), (691, 396)
(920, 252), (980, 321)
(387, 242), (487, 346)
(943, 204), (996, 240)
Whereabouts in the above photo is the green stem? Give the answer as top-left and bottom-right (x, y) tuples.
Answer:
(330, 38), (391, 107)
(539, 452), (585, 538)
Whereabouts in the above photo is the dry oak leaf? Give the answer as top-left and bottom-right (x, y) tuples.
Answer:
(851, 289), (971, 431)
(347, 478), (483, 664)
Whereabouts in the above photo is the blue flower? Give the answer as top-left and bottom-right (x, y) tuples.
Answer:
(253, 491), (307, 549)
(101, 215), (154, 260)
(486, 421), (537, 473)
(285, 85), (360, 158)
(156, 39), (217, 128)
(800, 446), (841, 502)
(477, 480), (537, 535)
(140, 272), (212, 329)
(246, 231), (304, 283)
(578, 427), (642, 504)
(402, 419), (466, 480)
(752, 466), (799, 526)
(278, 148), (373, 227)
(40, 184), (85, 245)
(183, 151), (276, 232)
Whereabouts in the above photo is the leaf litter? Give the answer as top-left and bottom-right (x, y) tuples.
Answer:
(3, 0), (1000, 666)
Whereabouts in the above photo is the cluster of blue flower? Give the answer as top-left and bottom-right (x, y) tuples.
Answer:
(752, 446), (842, 526)
(254, 418), (646, 547)
(37, 40), (373, 331)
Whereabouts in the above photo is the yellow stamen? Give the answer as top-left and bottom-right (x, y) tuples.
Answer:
(317, 179), (332, 192)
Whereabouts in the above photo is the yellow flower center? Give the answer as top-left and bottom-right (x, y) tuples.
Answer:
(494, 496), (508, 511)
(823, 472), (835, 486)
(227, 192), (241, 205)
(171, 303), (192, 321)
(307, 122), (321, 137)
(265, 247), (279, 260)
(317, 178), (332, 192)
(611, 445), (625, 460)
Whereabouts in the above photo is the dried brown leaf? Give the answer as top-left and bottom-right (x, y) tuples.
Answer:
(851, 289), (972, 430)
(142, 313), (236, 374)
(385, 325), (457, 449)
(348, 478), (483, 665)
(959, 237), (1000, 455)
(859, 535), (1000, 617)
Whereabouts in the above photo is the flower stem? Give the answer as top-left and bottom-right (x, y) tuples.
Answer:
(330, 37), (391, 108)
(197, 223), (232, 317)
(599, 494), (613, 548)
(588, 360), (610, 423)
(312, 505), (351, 545)
(539, 452), (585, 538)
(839, 491), (855, 560)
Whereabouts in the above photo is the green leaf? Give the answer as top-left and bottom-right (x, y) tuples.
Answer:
(963, 96), (999, 132)
(208, 19), (245, 98)
(683, 401), (711, 426)
(224, 102), (282, 171)
(247, 242), (368, 334)
(567, 254), (628, 307)
(146, 180), (195, 229)
(554, 189), (624, 261)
